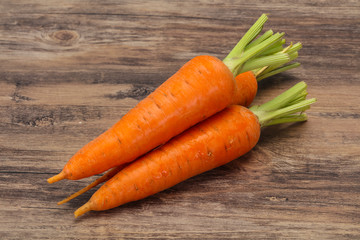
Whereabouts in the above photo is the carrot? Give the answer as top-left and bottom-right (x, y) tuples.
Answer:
(58, 72), (260, 204)
(48, 14), (301, 183)
(58, 44), (302, 204)
(74, 82), (316, 217)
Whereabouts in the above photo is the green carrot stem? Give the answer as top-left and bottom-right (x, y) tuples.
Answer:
(222, 14), (301, 80)
(255, 42), (302, 78)
(245, 29), (274, 50)
(286, 90), (308, 106)
(287, 42), (303, 55)
(257, 98), (315, 125)
(250, 81), (316, 127)
(230, 32), (285, 75)
(288, 52), (298, 61)
(256, 62), (300, 81)
(252, 81), (307, 111)
(224, 14), (268, 63)
(258, 39), (286, 56)
(240, 53), (289, 73)
(258, 44), (285, 56)
(264, 114), (308, 126)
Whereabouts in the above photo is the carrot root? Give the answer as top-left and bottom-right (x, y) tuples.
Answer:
(57, 184), (93, 205)
(57, 165), (125, 205)
(47, 171), (66, 184)
(74, 202), (92, 218)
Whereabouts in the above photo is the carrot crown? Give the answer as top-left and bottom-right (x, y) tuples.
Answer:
(222, 14), (302, 81)
(249, 81), (316, 127)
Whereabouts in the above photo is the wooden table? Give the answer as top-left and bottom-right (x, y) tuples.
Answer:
(1, 1), (359, 239)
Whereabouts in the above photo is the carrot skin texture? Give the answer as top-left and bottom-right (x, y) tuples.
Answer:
(80, 105), (260, 213)
(233, 71), (258, 107)
(55, 56), (258, 181)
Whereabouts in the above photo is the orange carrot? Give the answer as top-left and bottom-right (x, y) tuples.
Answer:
(55, 71), (260, 204)
(75, 105), (260, 217)
(74, 82), (316, 217)
(59, 59), (300, 204)
(58, 72), (260, 204)
(48, 14), (301, 183)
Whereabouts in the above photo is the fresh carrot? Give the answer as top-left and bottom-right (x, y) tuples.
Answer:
(58, 44), (302, 204)
(74, 82), (316, 217)
(48, 14), (301, 183)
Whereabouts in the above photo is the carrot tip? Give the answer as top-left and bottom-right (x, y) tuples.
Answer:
(47, 171), (66, 184)
(74, 202), (92, 218)
(57, 199), (68, 205)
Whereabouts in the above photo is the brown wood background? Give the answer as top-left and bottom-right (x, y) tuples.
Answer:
(1, 0), (359, 239)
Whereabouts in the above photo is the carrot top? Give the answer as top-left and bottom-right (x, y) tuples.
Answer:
(222, 14), (302, 80)
(250, 81), (316, 127)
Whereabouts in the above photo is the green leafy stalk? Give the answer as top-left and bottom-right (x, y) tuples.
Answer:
(258, 44), (285, 56)
(287, 42), (303, 55)
(252, 81), (307, 111)
(250, 82), (316, 127)
(255, 42), (302, 78)
(256, 62), (300, 81)
(240, 52), (290, 73)
(263, 114), (308, 126)
(244, 29), (274, 51)
(221, 14), (301, 81)
(223, 14), (268, 63)
(228, 32), (285, 75)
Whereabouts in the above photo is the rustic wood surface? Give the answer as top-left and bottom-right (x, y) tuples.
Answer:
(1, 0), (359, 239)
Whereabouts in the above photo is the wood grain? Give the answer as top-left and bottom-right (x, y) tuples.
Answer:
(1, 0), (359, 239)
